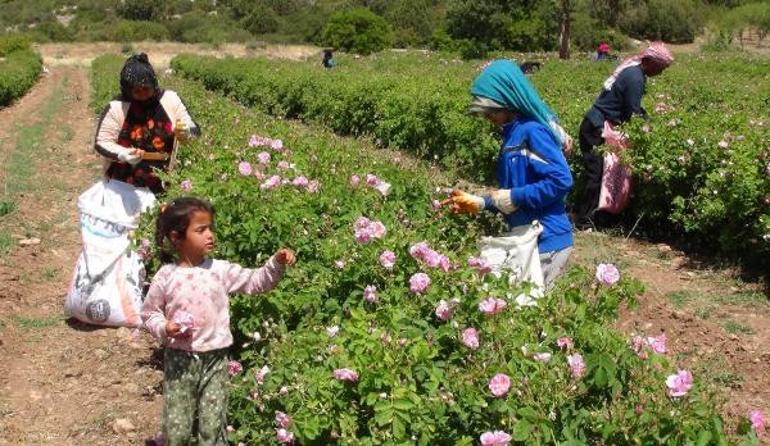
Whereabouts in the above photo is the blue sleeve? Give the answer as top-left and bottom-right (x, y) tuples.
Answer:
(510, 126), (573, 209)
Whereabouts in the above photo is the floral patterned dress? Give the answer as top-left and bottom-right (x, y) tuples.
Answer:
(108, 101), (176, 194)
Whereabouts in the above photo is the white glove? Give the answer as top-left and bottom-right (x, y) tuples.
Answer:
(118, 149), (142, 166)
(487, 189), (517, 214)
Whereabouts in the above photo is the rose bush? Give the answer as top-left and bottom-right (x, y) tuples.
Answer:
(0, 37), (42, 106)
(89, 55), (761, 445)
(171, 52), (770, 274)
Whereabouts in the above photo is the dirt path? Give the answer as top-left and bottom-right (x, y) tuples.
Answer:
(574, 230), (770, 436)
(0, 67), (162, 445)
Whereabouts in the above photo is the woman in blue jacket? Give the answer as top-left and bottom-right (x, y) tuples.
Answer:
(443, 60), (574, 286)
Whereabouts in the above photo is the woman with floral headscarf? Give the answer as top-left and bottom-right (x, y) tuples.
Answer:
(575, 42), (673, 227)
(442, 60), (574, 287)
(94, 53), (200, 195)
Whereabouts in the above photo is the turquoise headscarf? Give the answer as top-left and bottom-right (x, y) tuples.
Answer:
(470, 59), (562, 143)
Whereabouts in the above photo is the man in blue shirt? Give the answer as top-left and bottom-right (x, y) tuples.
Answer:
(575, 42), (673, 227)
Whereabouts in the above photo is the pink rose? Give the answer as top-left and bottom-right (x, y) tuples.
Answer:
(631, 335), (645, 355)
(306, 180), (320, 193)
(180, 179), (192, 192)
(533, 352), (552, 363)
(353, 217), (386, 244)
(292, 176), (309, 187)
(138, 238), (151, 260)
(480, 430), (512, 446)
(364, 285), (378, 304)
(435, 299), (458, 322)
(379, 251), (396, 270)
(488, 373), (511, 397)
(366, 174), (379, 186)
(326, 325), (339, 337)
(271, 139), (284, 151)
(468, 256), (493, 276)
(409, 273), (431, 294)
(257, 151), (271, 164)
(374, 181), (391, 197)
(431, 199), (441, 210)
(334, 368), (359, 382)
(276, 428), (294, 444)
(718, 140), (729, 149)
(275, 411), (292, 429)
(277, 160), (290, 170)
(238, 161), (253, 176)
(557, 337), (573, 350)
(665, 369), (693, 398)
(350, 174), (360, 186)
(595, 263), (620, 286)
(255, 365), (270, 385)
(227, 360), (243, 376)
(478, 297), (507, 316)
(334, 260), (345, 269)
(461, 328), (479, 349)
(248, 134), (261, 147)
(646, 333), (667, 354)
(371, 221), (386, 238)
(567, 353), (586, 378)
(172, 310), (195, 334)
(260, 175), (281, 190)
(750, 410), (766, 435)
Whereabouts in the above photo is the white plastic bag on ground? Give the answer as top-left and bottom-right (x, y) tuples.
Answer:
(66, 180), (155, 327)
(478, 221), (544, 289)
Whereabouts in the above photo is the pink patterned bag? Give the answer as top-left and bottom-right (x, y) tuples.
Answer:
(597, 122), (632, 214)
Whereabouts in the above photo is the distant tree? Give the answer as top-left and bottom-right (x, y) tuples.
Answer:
(320, 8), (393, 54)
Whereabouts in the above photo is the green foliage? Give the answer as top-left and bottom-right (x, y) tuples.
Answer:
(445, 0), (559, 52)
(0, 45), (42, 106)
(570, 11), (629, 52)
(165, 12), (252, 44)
(171, 51), (770, 273)
(0, 35), (30, 56)
(320, 8), (393, 55)
(92, 54), (757, 444)
(616, 0), (704, 43)
(116, 0), (163, 22)
(242, 6), (280, 35)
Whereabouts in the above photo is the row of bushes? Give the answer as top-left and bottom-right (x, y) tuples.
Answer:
(170, 52), (770, 274)
(0, 37), (42, 106)
(89, 53), (758, 445)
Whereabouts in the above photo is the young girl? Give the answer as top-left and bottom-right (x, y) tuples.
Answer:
(142, 197), (295, 445)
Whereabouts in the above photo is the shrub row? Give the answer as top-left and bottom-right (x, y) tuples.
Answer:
(0, 36), (42, 107)
(171, 52), (770, 274)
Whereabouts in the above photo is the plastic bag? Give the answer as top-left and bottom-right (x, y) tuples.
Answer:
(66, 180), (155, 327)
(478, 221), (544, 288)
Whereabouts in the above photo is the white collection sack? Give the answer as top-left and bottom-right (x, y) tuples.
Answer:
(478, 220), (544, 288)
(66, 180), (155, 327)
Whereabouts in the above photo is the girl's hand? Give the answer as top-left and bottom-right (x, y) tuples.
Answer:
(275, 249), (296, 266)
(166, 321), (184, 338)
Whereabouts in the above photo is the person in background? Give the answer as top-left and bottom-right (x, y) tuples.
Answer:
(442, 60), (574, 287)
(575, 42), (673, 228)
(595, 42), (612, 61)
(322, 49), (336, 69)
(94, 53), (199, 195)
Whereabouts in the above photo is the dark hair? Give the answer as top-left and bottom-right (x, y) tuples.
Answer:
(155, 197), (215, 263)
(119, 52), (161, 103)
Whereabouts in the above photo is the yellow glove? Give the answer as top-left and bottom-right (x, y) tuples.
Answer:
(174, 119), (188, 142)
(441, 189), (485, 214)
